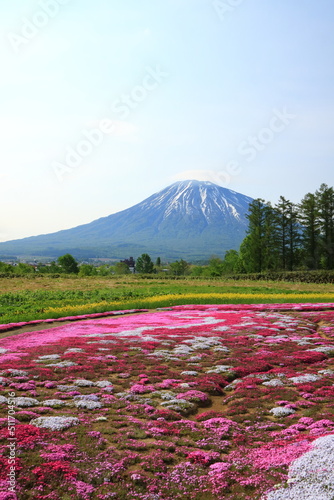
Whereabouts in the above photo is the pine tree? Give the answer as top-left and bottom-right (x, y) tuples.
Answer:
(275, 197), (300, 270)
(287, 202), (301, 270)
(316, 184), (334, 269)
(240, 199), (277, 272)
(241, 199), (265, 272)
(275, 196), (290, 270)
(299, 192), (321, 269)
(262, 202), (280, 270)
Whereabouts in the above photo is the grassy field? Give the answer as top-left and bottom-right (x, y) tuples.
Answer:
(1, 275), (334, 325)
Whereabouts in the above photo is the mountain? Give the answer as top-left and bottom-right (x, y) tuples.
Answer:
(0, 181), (253, 261)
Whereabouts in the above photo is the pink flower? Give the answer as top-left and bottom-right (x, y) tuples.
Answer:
(209, 462), (231, 473)
(88, 431), (102, 439)
(129, 384), (155, 394)
(203, 418), (238, 436)
(176, 390), (209, 403)
(187, 451), (220, 465)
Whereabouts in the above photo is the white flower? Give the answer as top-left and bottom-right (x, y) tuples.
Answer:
(14, 397), (39, 407)
(95, 380), (113, 388)
(148, 350), (173, 358)
(74, 379), (95, 387)
(158, 391), (176, 400)
(74, 400), (102, 410)
(5, 369), (28, 377)
(206, 365), (234, 374)
(269, 407), (296, 418)
(318, 369), (334, 376)
(74, 394), (100, 401)
(36, 354), (61, 361)
(263, 379), (285, 387)
(47, 361), (77, 368)
(308, 346), (334, 353)
(42, 399), (66, 407)
(30, 416), (79, 430)
(57, 385), (79, 392)
(289, 374), (321, 384)
(212, 346), (230, 352)
(173, 346), (194, 355)
(160, 399), (195, 412)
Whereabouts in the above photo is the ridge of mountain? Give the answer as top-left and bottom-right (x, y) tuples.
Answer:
(0, 180), (253, 261)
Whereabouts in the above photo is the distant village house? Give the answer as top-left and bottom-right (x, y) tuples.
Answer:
(121, 257), (136, 273)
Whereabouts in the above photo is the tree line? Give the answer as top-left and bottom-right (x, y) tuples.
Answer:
(0, 253), (191, 277)
(239, 183), (334, 272)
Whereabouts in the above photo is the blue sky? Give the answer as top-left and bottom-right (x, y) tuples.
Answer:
(1, 0), (333, 241)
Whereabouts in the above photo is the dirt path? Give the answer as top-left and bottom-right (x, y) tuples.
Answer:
(0, 320), (85, 339)
(317, 320), (334, 340)
(0, 309), (153, 340)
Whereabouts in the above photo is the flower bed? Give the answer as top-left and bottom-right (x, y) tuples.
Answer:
(0, 304), (334, 499)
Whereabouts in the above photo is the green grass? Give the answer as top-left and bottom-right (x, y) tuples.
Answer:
(0, 275), (334, 324)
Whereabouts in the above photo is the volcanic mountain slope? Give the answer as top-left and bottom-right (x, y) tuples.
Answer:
(0, 180), (253, 260)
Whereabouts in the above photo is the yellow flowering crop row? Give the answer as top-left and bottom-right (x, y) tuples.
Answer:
(43, 292), (334, 316)
(138, 292), (334, 302)
(44, 301), (117, 314)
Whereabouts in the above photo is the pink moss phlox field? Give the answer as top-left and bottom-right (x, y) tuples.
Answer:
(0, 304), (334, 499)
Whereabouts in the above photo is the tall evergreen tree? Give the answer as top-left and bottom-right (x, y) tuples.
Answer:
(241, 199), (266, 272)
(275, 196), (290, 270)
(316, 184), (334, 269)
(275, 197), (300, 270)
(240, 199), (277, 272)
(299, 192), (320, 269)
(262, 202), (280, 270)
(286, 201), (300, 271)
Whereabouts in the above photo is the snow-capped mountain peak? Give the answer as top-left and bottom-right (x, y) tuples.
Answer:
(0, 180), (253, 260)
(140, 180), (252, 224)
